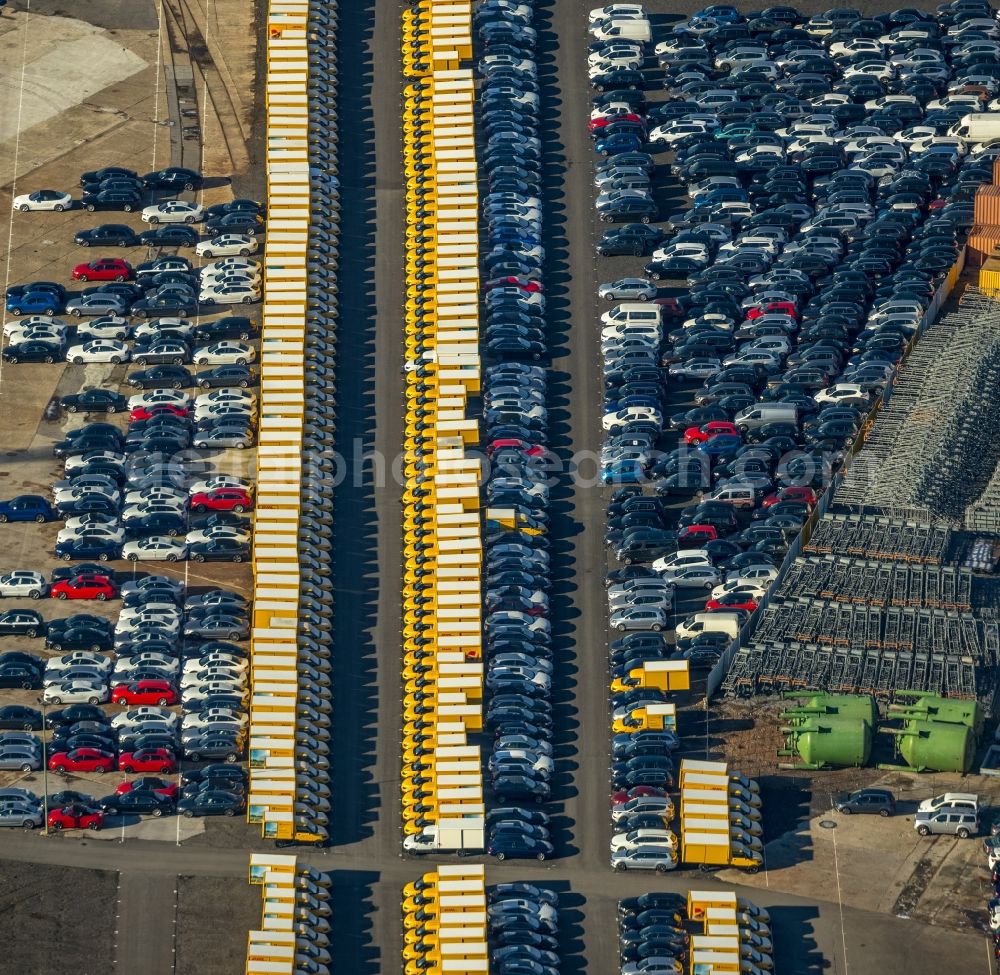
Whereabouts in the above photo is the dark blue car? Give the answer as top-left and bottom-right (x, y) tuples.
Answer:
(0, 495), (55, 523)
(696, 433), (743, 458)
(6, 291), (64, 316)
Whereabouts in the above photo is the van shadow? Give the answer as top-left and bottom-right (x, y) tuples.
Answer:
(322, 870), (380, 975)
(534, 0), (581, 861)
(769, 904), (826, 973)
(324, 0), (380, 847)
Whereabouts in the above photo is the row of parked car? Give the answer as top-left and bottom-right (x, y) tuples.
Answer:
(487, 884), (560, 975)
(0, 574), (253, 769)
(589, 2), (989, 675)
(0, 765), (249, 830)
(473, 0), (557, 860)
(616, 891), (689, 973)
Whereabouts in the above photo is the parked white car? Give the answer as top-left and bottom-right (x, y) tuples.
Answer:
(187, 474), (252, 496)
(65, 339), (129, 363)
(192, 341), (256, 364)
(122, 537), (189, 562)
(111, 707), (179, 731)
(12, 190), (73, 212)
(0, 571), (48, 598)
(43, 680), (109, 704)
(141, 201), (204, 224)
(198, 283), (260, 306)
(195, 234), (258, 257)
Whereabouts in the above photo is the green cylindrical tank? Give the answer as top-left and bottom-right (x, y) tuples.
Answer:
(888, 720), (975, 773)
(777, 716), (872, 769)
(782, 693), (878, 728)
(888, 695), (984, 741)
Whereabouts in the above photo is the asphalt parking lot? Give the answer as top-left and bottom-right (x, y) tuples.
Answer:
(2, 0), (1000, 973)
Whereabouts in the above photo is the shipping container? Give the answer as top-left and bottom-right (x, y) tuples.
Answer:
(974, 185), (1000, 225)
(994, 156), (1000, 185)
(965, 225), (1000, 267)
(980, 256), (1000, 296)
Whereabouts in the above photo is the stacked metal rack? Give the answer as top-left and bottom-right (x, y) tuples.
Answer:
(804, 514), (951, 563)
(837, 296), (1000, 523)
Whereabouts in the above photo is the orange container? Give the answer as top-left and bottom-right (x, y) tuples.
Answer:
(966, 225), (1000, 267)
(974, 185), (1000, 225)
(993, 157), (1000, 185)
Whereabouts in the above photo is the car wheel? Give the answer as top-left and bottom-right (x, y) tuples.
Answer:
(183, 809), (195, 818)
(655, 864), (668, 874)
(184, 182), (194, 191)
(495, 851), (506, 861)
(188, 753), (201, 762)
(917, 824), (930, 836)
(91, 644), (101, 653)
(841, 806), (851, 815)
(193, 554), (205, 562)
(232, 555), (243, 563)
(51, 821), (63, 830)
(651, 623), (662, 631)
(84, 204), (96, 213)
(536, 852), (546, 861)
(238, 379), (248, 388)
(235, 357), (246, 365)
(958, 827), (971, 839)
(224, 808), (235, 817)
(614, 861), (626, 872)
(25, 628), (37, 638)
(184, 216), (194, 224)
(9, 308), (20, 317)
(120, 240), (129, 247)
(172, 381), (184, 390)
(18, 204), (30, 212)
(29, 590), (41, 599)
(149, 216), (159, 224)
(236, 441), (247, 449)
(22, 821), (36, 830)
(879, 808), (890, 818)
(151, 807), (163, 818)
(238, 248), (249, 256)
(56, 591), (67, 600)
(89, 821), (101, 830)
(73, 357), (85, 364)
(224, 752), (238, 764)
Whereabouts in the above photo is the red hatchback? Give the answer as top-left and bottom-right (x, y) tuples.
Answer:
(130, 403), (189, 421)
(119, 748), (175, 774)
(612, 786), (668, 806)
(50, 575), (117, 601)
(678, 524), (718, 548)
(486, 438), (546, 458)
(49, 747), (115, 774)
(111, 679), (177, 706)
(683, 421), (740, 445)
(762, 486), (817, 508)
(588, 112), (644, 132)
(116, 776), (178, 800)
(746, 301), (797, 320)
(189, 488), (253, 513)
(48, 804), (104, 831)
(71, 258), (133, 282)
(705, 594), (759, 613)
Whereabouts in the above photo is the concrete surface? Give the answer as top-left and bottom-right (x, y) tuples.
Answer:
(114, 871), (176, 975)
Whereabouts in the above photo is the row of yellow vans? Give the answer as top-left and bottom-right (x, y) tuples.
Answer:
(400, 3), (486, 855)
(247, 0), (331, 845)
(677, 760), (764, 875)
(685, 890), (775, 973)
(245, 854), (334, 975)
(402, 865), (488, 975)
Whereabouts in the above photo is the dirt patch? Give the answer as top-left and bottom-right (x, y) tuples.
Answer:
(176, 874), (261, 974)
(0, 860), (116, 975)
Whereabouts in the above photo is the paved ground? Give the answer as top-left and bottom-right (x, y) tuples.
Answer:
(0, 0), (997, 972)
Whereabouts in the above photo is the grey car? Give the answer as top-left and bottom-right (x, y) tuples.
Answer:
(611, 846), (679, 873)
(183, 615), (250, 640)
(0, 802), (43, 829)
(192, 428), (254, 450)
(0, 749), (41, 772)
(599, 278), (658, 301)
(65, 295), (127, 318)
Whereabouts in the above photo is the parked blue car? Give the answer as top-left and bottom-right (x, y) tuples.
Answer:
(0, 495), (56, 523)
(6, 291), (64, 317)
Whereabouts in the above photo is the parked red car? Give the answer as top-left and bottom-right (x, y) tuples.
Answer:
(119, 748), (176, 774)
(485, 438), (545, 458)
(588, 112), (644, 132)
(111, 680), (177, 707)
(71, 258), (133, 282)
(116, 776), (179, 800)
(189, 488), (253, 513)
(484, 276), (543, 293)
(677, 524), (718, 548)
(48, 747), (115, 774)
(746, 301), (797, 320)
(612, 786), (667, 805)
(683, 421), (740, 445)
(705, 594), (759, 613)
(130, 403), (189, 421)
(761, 486), (817, 508)
(50, 574), (117, 601)
(48, 804), (104, 831)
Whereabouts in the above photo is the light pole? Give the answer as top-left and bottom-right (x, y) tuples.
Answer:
(39, 698), (49, 835)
